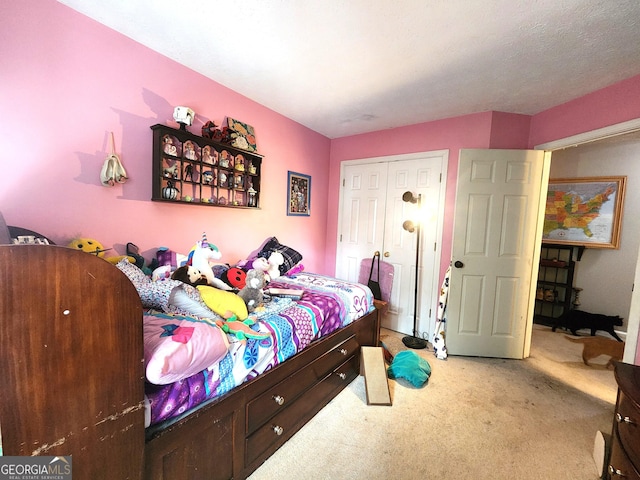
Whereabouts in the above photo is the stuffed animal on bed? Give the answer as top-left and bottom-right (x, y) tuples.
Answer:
(197, 285), (249, 320)
(171, 265), (208, 287)
(68, 238), (135, 265)
(186, 232), (231, 290)
(215, 314), (270, 341)
(238, 269), (266, 312)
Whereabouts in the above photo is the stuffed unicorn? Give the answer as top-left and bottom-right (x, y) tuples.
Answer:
(186, 232), (230, 289)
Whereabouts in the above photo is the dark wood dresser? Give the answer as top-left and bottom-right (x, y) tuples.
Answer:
(608, 362), (640, 479)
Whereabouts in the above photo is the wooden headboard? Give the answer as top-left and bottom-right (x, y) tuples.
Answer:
(0, 245), (145, 479)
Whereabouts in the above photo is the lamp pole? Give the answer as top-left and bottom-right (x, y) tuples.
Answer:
(402, 193), (427, 349)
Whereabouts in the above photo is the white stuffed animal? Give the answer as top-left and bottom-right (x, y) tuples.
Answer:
(266, 251), (284, 280)
(432, 329), (448, 360)
(186, 232), (229, 289)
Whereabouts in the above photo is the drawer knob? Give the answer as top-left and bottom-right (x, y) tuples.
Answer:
(615, 412), (635, 425)
(337, 372), (347, 380)
(608, 465), (626, 477)
(272, 425), (284, 436)
(340, 348), (348, 355)
(272, 395), (285, 406)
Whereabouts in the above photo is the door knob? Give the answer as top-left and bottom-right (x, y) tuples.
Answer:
(454, 260), (464, 268)
(384, 251), (390, 257)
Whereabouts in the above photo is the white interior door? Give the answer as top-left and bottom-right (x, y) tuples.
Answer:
(446, 149), (550, 358)
(336, 152), (447, 338)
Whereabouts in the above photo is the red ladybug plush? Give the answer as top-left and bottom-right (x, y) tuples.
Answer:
(221, 267), (246, 289)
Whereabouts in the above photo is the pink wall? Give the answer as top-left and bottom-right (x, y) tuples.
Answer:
(1, 0), (331, 273)
(326, 111), (533, 279)
(529, 74), (640, 147)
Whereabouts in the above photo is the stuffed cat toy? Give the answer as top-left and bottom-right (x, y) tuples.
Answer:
(552, 309), (623, 341)
(564, 335), (625, 368)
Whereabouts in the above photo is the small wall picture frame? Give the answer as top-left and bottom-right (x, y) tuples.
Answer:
(287, 171), (311, 216)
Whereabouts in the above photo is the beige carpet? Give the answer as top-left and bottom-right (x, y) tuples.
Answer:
(248, 324), (617, 480)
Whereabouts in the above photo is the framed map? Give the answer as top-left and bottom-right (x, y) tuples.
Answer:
(543, 176), (626, 249)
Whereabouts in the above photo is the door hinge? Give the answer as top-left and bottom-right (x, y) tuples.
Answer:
(439, 173), (442, 183)
(434, 242), (437, 251)
(429, 308), (432, 318)
(342, 178), (345, 187)
(339, 234), (342, 242)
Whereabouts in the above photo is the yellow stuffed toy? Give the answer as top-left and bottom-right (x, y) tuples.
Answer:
(197, 285), (249, 320)
(67, 238), (135, 265)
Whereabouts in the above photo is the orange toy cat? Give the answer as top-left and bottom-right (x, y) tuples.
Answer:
(564, 335), (624, 368)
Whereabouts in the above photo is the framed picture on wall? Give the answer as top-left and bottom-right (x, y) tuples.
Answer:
(287, 171), (311, 216)
(543, 176), (627, 249)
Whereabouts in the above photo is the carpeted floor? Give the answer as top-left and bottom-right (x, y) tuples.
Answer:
(248, 324), (618, 480)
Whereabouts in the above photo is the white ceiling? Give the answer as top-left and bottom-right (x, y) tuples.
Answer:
(58, 0), (640, 139)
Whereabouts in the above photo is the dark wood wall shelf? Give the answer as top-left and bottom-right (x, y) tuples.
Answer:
(151, 124), (262, 209)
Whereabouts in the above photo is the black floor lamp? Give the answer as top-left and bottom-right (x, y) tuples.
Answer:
(401, 191), (427, 349)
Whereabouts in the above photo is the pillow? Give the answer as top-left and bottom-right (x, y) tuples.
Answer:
(257, 237), (303, 275)
(116, 259), (183, 311)
(143, 312), (229, 385)
(168, 283), (217, 319)
(387, 350), (431, 388)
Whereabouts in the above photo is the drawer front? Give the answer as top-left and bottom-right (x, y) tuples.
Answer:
(246, 335), (358, 434)
(616, 390), (640, 468)
(609, 429), (640, 479)
(245, 355), (358, 466)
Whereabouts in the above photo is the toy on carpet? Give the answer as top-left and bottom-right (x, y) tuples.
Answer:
(171, 265), (208, 287)
(215, 313), (270, 341)
(432, 329), (447, 360)
(238, 269), (267, 313)
(187, 232), (230, 290)
(68, 238), (135, 265)
(387, 350), (431, 388)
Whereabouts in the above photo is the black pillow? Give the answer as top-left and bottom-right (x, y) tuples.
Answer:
(258, 237), (303, 275)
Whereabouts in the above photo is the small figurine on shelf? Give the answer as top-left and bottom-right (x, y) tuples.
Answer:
(219, 172), (228, 187)
(202, 170), (214, 185)
(201, 120), (218, 139)
(163, 135), (177, 156)
(247, 186), (257, 207)
(219, 151), (230, 168)
(184, 141), (197, 160)
(234, 175), (244, 189)
(162, 180), (179, 200)
(173, 106), (195, 131)
(163, 163), (179, 179)
(248, 162), (257, 175)
(202, 145), (215, 165)
(184, 164), (193, 181)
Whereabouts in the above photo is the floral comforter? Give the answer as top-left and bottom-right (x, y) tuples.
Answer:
(144, 273), (374, 430)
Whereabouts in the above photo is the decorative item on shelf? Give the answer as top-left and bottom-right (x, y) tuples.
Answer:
(401, 191), (427, 350)
(162, 180), (179, 200)
(183, 141), (197, 160)
(163, 163), (179, 179)
(201, 170), (214, 185)
(248, 161), (257, 175)
(201, 120), (218, 139)
(184, 164), (193, 181)
(163, 135), (178, 156)
(572, 287), (583, 308)
(219, 150), (231, 168)
(202, 145), (215, 165)
(224, 117), (257, 152)
(544, 289), (556, 302)
(219, 172), (228, 187)
(247, 186), (257, 207)
(173, 106), (195, 131)
(235, 154), (245, 171)
(234, 174), (244, 189)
